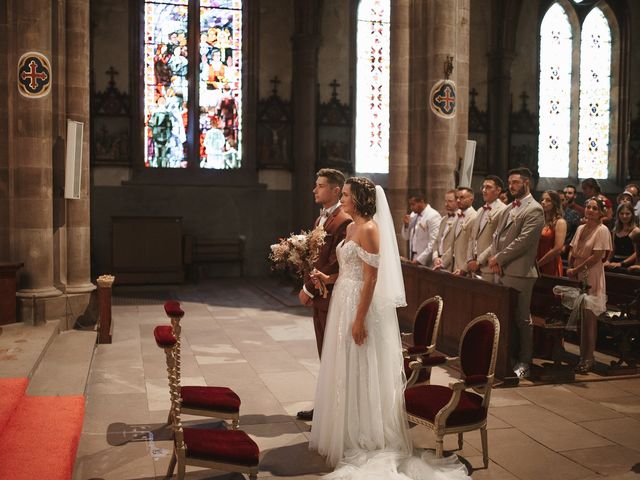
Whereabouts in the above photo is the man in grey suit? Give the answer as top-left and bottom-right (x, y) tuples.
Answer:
(467, 175), (508, 282)
(489, 168), (544, 379)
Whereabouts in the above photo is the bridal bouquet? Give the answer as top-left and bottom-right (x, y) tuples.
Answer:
(269, 225), (327, 295)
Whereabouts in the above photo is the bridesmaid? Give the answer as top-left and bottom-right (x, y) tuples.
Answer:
(536, 190), (567, 276)
(567, 197), (612, 374)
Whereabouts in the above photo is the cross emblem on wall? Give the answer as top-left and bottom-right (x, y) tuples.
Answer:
(17, 52), (52, 98)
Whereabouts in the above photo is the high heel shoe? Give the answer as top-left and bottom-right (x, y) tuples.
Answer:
(574, 359), (594, 374)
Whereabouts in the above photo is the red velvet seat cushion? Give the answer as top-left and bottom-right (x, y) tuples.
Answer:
(164, 301), (184, 318)
(406, 344), (429, 355)
(405, 384), (487, 427)
(183, 428), (259, 466)
(154, 325), (177, 348)
(181, 386), (241, 413)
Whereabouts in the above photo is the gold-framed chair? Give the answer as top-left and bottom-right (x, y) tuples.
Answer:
(402, 295), (444, 385)
(156, 301), (241, 429)
(164, 363), (259, 480)
(404, 313), (500, 467)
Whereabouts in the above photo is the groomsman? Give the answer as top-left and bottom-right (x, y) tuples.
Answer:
(297, 168), (352, 420)
(432, 190), (458, 272)
(466, 176), (507, 282)
(489, 168), (544, 380)
(401, 191), (441, 266)
(452, 187), (477, 274)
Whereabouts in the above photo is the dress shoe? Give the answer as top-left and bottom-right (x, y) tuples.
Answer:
(574, 359), (594, 374)
(297, 409), (313, 421)
(513, 363), (530, 379)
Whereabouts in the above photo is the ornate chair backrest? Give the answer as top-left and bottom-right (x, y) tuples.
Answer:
(154, 325), (180, 415)
(412, 295), (443, 348)
(164, 301), (184, 383)
(459, 313), (500, 404)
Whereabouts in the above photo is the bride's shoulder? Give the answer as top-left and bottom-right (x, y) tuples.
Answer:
(359, 220), (380, 253)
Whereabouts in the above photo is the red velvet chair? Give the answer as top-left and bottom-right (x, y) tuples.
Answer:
(164, 366), (259, 480)
(402, 295), (444, 385)
(404, 313), (500, 467)
(155, 301), (241, 428)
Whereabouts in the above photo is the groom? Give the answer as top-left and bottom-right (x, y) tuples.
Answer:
(297, 168), (352, 421)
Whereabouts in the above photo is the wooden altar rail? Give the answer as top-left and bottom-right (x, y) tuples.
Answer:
(400, 263), (518, 381)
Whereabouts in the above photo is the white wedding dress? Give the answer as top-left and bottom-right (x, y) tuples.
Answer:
(309, 239), (470, 480)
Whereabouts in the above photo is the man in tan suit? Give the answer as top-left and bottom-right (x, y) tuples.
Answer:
(452, 187), (477, 274)
(432, 190), (458, 272)
(297, 168), (352, 420)
(489, 168), (544, 380)
(466, 175), (507, 282)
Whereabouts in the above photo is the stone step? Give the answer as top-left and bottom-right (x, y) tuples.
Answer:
(27, 330), (97, 396)
(0, 320), (60, 379)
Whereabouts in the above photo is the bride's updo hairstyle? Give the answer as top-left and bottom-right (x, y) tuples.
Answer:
(346, 177), (376, 218)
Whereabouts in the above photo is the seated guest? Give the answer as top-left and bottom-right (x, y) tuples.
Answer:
(581, 178), (613, 225)
(563, 184), (585, 218)
(537, 190), (567, 276)
(400, 191), (441, 266)
(559, 189), (580, 254)
(567, 197), (611, 374)
(605, 203), (638, 270)
(624, 183), (640, 220)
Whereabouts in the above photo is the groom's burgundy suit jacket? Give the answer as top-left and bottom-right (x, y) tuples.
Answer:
(304, 206), (352, 312)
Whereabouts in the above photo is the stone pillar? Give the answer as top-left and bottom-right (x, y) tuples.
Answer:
(13, 0), (63, 307)
(423, 0), (470, 211)
(389, 0), (411, 255)
(65, 0), (94, 294)
(291, 1), (322, 231)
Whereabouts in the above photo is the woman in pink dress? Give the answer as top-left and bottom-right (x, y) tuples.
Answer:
(537, 190), (567, 276)
(566, 197), (612, 373)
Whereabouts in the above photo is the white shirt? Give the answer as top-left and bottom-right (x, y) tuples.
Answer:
(401, 205), (441, 265)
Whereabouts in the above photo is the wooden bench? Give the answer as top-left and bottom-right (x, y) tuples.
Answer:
(183, 235), (245, 280)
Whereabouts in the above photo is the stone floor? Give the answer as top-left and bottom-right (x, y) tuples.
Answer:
(73, 278), (640, 480)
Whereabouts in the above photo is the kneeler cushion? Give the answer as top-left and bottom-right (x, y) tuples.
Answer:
(182, 386), (241, 412)
(164, 301), (184, 318)
(183, 428), (259, 466)
(154, 325), (177, 348)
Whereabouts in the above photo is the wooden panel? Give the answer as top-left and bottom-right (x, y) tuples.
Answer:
(111, 217), (184, 284)
(400, 264), (518, 380)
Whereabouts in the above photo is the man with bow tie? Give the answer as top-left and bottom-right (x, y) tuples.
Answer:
(401, 191), (441, 266)
(466, 175), (507, 282)
(297, 168), (352, 421)
(452, 187), (477, 274)
(489, 168), (544, 380)
(432, 190), (459, 272)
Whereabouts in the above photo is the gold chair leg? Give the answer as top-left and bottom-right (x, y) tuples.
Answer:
(177, 461), (186, 480)
(165, 451), (177, 479)
(458, 432), (463, 450)
(232, 418), (239, 430)
(436, 436), (444, 458)
(480, 426), (489, 468)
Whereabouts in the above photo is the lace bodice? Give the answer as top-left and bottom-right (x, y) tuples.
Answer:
(336, 240), (380, 283)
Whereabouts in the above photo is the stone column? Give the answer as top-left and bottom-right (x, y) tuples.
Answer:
(65, 0), (94, 293)
(423, 0), (470, 211)
(291, 1), (322, 231)
(13, 0), (62, 306)
(389, 0), (411, 254)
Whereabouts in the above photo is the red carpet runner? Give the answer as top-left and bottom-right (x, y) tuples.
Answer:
(0, 378), (84, 480)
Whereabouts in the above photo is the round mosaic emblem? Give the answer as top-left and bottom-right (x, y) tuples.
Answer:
(17, 52), (51, 98)
(430, 80), (456, 119)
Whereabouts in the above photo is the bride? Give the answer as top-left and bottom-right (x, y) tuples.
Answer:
(308, 177), (469, 479)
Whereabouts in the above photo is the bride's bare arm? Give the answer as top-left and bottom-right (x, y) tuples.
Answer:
(352, 222), (380, 345)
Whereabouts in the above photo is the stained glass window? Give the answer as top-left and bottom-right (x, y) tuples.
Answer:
(537, 3), (572, 178)
(355, 0), (390, 174)
(143, 0), (243, 170)
(577, 7), (611, 179)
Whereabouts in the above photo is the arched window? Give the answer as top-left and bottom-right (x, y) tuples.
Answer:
(578, 7), (612, 179)
(537, 3), (573, 178)
(354, 0), (391, 174)
(537, 2), (615, 180)
(143, 0), (242, 169)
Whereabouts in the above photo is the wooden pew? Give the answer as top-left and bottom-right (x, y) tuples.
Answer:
(400, 263), (518, 382)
